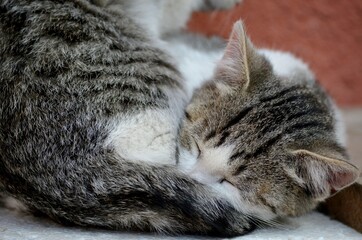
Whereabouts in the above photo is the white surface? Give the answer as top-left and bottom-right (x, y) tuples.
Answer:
(0, 208), (361, 240)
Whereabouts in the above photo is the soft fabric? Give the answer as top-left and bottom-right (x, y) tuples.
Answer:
(1, 207), (361, 240)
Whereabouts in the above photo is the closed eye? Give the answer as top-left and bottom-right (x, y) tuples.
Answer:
(192, 136), (201, 158)
(195, 141), (201, 158)
(234, 165), (247, 175)
(219, 178), (232, 185)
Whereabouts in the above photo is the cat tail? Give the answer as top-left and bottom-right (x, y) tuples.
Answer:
(22, 153), (252, 237)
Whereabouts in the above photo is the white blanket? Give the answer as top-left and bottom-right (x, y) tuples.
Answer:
(1, 208), (361, 240)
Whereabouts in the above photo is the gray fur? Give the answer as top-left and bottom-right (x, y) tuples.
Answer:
(0, 0), (251, 237)
(1, 0), (358, 237)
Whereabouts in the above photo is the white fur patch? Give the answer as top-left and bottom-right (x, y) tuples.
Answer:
(104, 81), (186, 165)
(105, 0), (202, 39)
(211, 182), (276, 221)
(105, 109), (177, 165)
(259, 49), (315, 83)
(191, 145), (235, 182)
(178, 146), (198, 173)
(163, 40), (223, 98)
(179, 145), (235, 184)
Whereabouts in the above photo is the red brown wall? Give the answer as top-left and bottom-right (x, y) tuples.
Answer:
(188, 0), (362, 106)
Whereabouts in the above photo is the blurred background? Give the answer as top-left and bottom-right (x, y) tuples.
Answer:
(188, 0), (362, 176)
(189, 1), (362, 231)
(188, 0), (362, 106)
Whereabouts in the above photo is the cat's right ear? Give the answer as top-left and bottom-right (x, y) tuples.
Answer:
(214, 20), (260, 92)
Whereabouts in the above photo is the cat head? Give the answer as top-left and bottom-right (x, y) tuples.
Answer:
(178, 20), (359, 223)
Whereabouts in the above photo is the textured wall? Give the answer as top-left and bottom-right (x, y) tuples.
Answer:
(188, 0), (362, 106)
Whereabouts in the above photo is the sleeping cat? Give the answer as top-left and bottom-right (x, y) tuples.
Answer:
(0, 0), (359, 237)
(176, 21), (360, 222)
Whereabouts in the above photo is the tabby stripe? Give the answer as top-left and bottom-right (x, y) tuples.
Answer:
(248, 121), (331, 158)
(119, 57), (180, 75)
(175, 145), (180, 165)
(285, 120), (332, 134)
(245, 133), (283, 159)
(258, 106), (325, 135)
(218, 86), (306, 133)
(270, 94), (312, 108)
(220, 106), (253, 132)
(260, 85), (301, 103)
(233, 165), (247, 176)
(259, 196), (277, 214)
(230, 150), (246, 161)
(205, 130), (216, 141)
(215, 131), (230, 147)
(152, 59), (180, 75)
(286, 107), (325, 122)
(184, 111), (192, 121)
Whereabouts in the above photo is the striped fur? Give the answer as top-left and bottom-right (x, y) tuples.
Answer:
(0, 1), (250, 237)
(178, 21), (359, 224)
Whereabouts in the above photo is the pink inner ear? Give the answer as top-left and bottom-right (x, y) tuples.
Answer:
(224, 28), (240, 57)
(328, 169), (358, 191)
(219, 30), (241, 66)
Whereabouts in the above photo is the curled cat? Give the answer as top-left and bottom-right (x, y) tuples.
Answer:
(0, 0), (252, 237)
(0, 0), (359, 238)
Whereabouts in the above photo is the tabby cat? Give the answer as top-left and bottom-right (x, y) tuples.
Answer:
(0, 0), (359, 237)
(177, 21), (359, 223)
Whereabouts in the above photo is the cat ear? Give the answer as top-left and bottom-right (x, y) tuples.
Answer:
(291, 149), (360, 200)
(215, 20), (258, 91)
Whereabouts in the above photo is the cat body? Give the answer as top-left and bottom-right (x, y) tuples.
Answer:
(0, 0), (359, 237)
(0, 0), (252, 236)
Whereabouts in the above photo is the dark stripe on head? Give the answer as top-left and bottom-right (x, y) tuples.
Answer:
(185, 111), (192, 121)
(230, 150), (246, 161)
(285, 120), (332, 134)
(220, 106), (253, 132)
(245, 133), (283, 159)
(204, 130), (216, 141)
(270, 93), (314, 108)
(233, 165), (247, 176)
(215, 131), (230, 147)
(260, 85), (301, 103)
(286, 107), (326, 123)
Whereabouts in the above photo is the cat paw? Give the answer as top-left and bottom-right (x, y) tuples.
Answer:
(206, 0), (242, 10)
(222, 214), (256, 237)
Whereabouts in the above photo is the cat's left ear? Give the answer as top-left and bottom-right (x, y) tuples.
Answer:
(291, 149), (360, 200)
(215, 20), (264, 92)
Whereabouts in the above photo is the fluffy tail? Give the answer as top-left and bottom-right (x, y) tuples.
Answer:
(1, 153), (253, 237)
